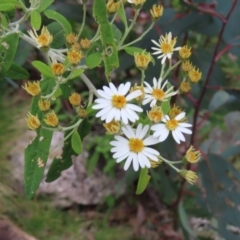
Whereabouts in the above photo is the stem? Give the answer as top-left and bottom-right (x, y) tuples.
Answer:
(141, 70), (145, 84)
(117, 8), (140, 48)
(41, 82), (60, 99)
(160, 63), (166, 79)
(161, 157), (180, 172)
(91, 26), (100, 42)
(87, 91), (94, 107)
(80, 73), (100, 97)
(162, 61), (181, 80)
(172, 0), (238, 209)
(119, 22), (154, 50)
(77, 3), (87, 39)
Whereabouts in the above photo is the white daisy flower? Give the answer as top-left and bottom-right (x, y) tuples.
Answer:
(151, 32), (181, 64)
(142, 77), (178, 107)
(92, 82), (143, 124)
(110, 124), (160, 171)
(151, 112), (192, 144)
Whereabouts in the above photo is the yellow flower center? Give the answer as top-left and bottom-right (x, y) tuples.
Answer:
(37, 34), (49, 46)
(186, 152), (196, 163)
(103, 120), (120, 134)
(112, 95), (126, 109)
(152, 89), (165, 101)
(166, 119), (178, 130)
(129, 138), (144, 153)
(161, 42), (173, 54)
(149, 111), (162, 122)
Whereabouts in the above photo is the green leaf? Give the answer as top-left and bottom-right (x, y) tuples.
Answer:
(52, 87), (62, 99)
(208, 90), (230, 111)
(136, 168), (151, 195)
(68, 68), (84, 80)
(178, 202), (197, 238)
(93, 0), (119, 80)
(161, 100), (171, 114)
(71, 131), (82, 155)
(111, 24), (122, 44)
(47, 22), (65, 49)
(46, 118), (91, 182)
(32, 61), (55, 78)
(44, 9), (72, 34)
(5, 62), (30, 79)
(0, 13), (8, 28)
(37, 0), (54, 13)
(0, 1), (19, 11)
(85, 52), (102, 69)
(30, 11), (42, 30)
(117, 3), (127, 28)
(24, 78), (55, 199)
(123, 46), (155, 65)
(0, 33), (19, 78)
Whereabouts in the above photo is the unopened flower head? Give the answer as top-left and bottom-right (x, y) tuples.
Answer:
(103, 120), (121, 134)
(151, 112), (192, 144)
(180, 170), (198, 184)
(78, 109), (87, 118)
(66, 33), (77, 45)
(169, 105), (185, 120)
(127, 0), (146, 8)
(38, 99), (51, 112)
(28, 26), (53, 49)
(80, 38), (91, 50)
(147, 105), (163, 123)
(179, 80), (191, 93)
(72, 42), (80, 52)
(107, 0), (121, 14)
(185, 145), (201, 163)
(134, 51), (151, 70)
(130, 83), (145, 101)
(44, 111), (59, 127)
(179, 45), (191, 59)
(22, 81), (41, 96)
(142, 77), (178, 107)
(92, 82), (143, 124)
(150, 158), (162, 168)
(182, 60), (193, 72)
(69, 92), (81, 106)
(51, 62), (65, 76)
(110, 124), (160, 171)
(150, 4), (164, 21)
(26, 113), (41, 130)
(151, 32), (181, 64)
(67, 50), (84, 65)
(188, 68), (202, 83)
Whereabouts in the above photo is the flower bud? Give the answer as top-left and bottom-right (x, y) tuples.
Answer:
(26, 113), (41, 130)
(22, 81), (41, 96)
(44, 111), (59, 127)
(134, 51), (151, 70)
(38, 99), (51, 112)
(188, 68), (202, 83)
(106, 0), (121, 14)
(51, 63), (65, 76)
(179, 45), (191, 59)
(69, 93), (81, 106)
(150, 4), (164, 21)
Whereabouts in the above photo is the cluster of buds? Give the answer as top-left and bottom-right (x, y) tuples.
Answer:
(68, 92), (87, 119)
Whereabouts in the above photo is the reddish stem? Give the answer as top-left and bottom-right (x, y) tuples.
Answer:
(172, 0), (238, 208)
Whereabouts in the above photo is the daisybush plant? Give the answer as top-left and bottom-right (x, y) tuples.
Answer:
(0, 0), (202, 198)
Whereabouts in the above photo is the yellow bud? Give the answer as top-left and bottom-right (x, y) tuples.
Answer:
(179, 45), (191, 59)
(134, 51), (151, 70)
(169, 104), (184, 119)
(147, 105), (163, 123)
(188, 68), (202, 83)
(150, 158), (162, 168)
(69, 93), (81, 106)
(181, 60), (193, 72)
(150, 4), (164, 21)
(22, 81), (41, 96)
(38, 99), (51, 112)
(72, 42), (80, 52)
(51, 63), (65, 76)
(67, 50), (84, 65)
(44, 111), (59, 127)
(66, 33), (77, 45)
(179, 80), (191, 93)
(185, 145), (201, 163)
(180, 170), (198, 184)
(26, 112), (41, 130)
(78, 109), (87, 118)
(106, 0), (121, 14)
(79, 38), (91, 50)
(103, 120), (120, 134)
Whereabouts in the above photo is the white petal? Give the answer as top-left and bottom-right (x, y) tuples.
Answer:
(141, 153), (151, 168)
(109, 82), (118, 94)
(116, 152), (129, 163)
(150, 99), (157, 107)
(106, 109), (115, 123)
(177, 126), (192, 134)
(114, 109), (121, 121)
(143, 147), (160, 156)
(110, 140), (125, 147)
(158, 129), (169, 142)
(151, 123), (165, 131)
(161, 80), (168, 90)
(144, 81), (153, 91)
(103, 86), (113, 96)
(122, 126), (133, 139)
(92, 104), (110, 110)
(143, 136), (159, 146)
(96, 106), (112, 117)
(124, 154), (133, 171)
(142, 97), (153, 105)
(97, 89), (112, 99)
(118, 83), (124, 94)
(120, 82), (131, 95)
(115, 135), (128, 144)
(133, 153), (139, 171)
(151, 39), (160, 47)
(161, 56), (167, 64)
(113, 148), (130, 158)
(173, 129), (185, 142)
(126, 90), (141, 101)
(125, 125), (135, 138)
(172, 130), (180, 144)
(135, 124), (143, 138)
(111, 145), (128, 153)
(142, 150), (158, 161)
(125, 107), (138, 122)
(95, 98), (111, 105)
(178, 122), (192, 128)
(138, 152), (146, 168)
(153, 77), (157, 88)
(126, 103), (143, 112)
(120, 108), (128, 124)
(139, 125), (149, 139)
(175, 112), (186, 121)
